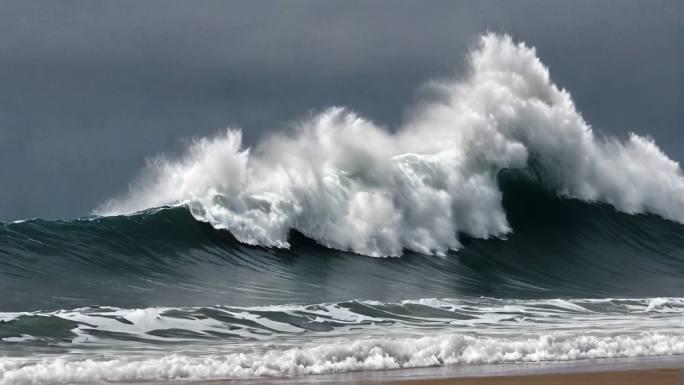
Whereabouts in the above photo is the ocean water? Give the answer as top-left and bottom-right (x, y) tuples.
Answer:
(2, 34), (684, 384)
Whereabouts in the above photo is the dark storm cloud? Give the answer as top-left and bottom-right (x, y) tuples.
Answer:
(0, 0), (682, 220)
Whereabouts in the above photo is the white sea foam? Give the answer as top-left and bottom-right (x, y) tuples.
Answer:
(2, 333), (684, 384)
(1, 298), (681, 347)
(2, 298), (682, 384)
(97, 33), (684, 257)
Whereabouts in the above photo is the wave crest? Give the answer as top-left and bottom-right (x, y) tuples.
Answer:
(98, 33), (684, 257)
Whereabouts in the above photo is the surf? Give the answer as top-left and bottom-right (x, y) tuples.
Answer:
(2, 297), (684, 384)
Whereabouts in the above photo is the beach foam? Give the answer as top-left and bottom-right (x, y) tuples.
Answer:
(2, 332), (684, 384)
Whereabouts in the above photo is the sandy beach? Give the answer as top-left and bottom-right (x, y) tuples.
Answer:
(357, 368), (683, 385)
(194, 368), (683, 385)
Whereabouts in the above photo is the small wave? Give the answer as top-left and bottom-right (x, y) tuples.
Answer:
(1, 295), (683, 385)
(3, 334), (684, 384)
(2, 297), (682, 350)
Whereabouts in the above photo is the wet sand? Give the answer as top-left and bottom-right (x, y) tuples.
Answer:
(191, 367), (683, 385)
(356, 368), (683, 385)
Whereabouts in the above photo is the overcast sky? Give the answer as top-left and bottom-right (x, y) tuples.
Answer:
(0, 0), (682, 220)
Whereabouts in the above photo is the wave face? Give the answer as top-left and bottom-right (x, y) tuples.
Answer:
(98, 33), (684, 258)
(3, 33), (684, 384)
(3, 175), (684, 312)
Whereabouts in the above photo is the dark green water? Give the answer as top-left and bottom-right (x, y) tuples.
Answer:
(2, 172), (684, 311)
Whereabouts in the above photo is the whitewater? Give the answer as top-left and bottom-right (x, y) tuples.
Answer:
(99, 33), (684, 257)
(2, 298), (684, 384)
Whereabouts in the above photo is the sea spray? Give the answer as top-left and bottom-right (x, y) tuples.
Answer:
(97, 34), (684, 257)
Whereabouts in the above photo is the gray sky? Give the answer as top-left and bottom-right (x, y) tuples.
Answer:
(1, 0), (682, 220)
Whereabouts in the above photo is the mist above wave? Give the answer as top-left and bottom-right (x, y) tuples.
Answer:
(98, 33), (684, 257)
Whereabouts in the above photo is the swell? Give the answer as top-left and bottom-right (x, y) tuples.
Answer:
(2, 172), (684, 311)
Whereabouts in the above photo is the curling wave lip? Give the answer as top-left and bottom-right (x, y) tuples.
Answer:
(95, 33), (684, 258)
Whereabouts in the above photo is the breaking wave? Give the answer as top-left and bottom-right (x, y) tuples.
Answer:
(4, 334), (684, 384)
(98, 33), (684, 257)
(3, 180), (684, 311)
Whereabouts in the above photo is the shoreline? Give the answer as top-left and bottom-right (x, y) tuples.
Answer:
(182, 356), (684, 385)
(191, 368), (683, 385)
(358, 368), (683, 385)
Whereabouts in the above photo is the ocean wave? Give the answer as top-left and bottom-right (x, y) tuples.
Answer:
(3, 180), (684, 311)
(95, 33), (684, 257)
